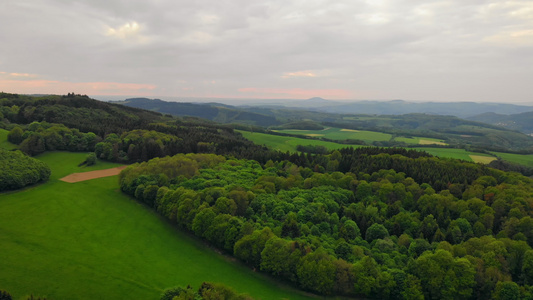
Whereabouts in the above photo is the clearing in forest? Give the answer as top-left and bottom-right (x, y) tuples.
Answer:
(59, 166), (128, 183)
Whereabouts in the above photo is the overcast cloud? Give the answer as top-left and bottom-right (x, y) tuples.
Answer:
(0, 0), (532, 103)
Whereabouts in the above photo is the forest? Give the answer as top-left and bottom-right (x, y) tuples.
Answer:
(119, 151), (533, 299)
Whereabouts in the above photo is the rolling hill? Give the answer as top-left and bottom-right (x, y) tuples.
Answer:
(467, 111), (533, 135)
(117, 98), (281, 127)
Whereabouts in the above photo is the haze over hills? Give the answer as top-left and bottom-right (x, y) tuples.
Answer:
(307, 99), (533, 119)
(106, 96), (533, 119)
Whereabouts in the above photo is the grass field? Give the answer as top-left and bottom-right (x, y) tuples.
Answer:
(274, 127), (447, 146)
(414, 148), (497, 163)
(274, 127), (392, 143)
(0, 128), (17, 150)
(239, 130), (349, 152)
(240, 131), (505, 165)
(395, 136), (447, 145)
(491, 152), (533, 168)
(0, 152), (315, 300)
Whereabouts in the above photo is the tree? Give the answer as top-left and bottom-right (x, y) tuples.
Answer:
(340, 219), (360, 241)
(281, 212), (300, 238)
(492, 281), (520, 300)
(353, 256), (380, 297)
(7, 126), (23, 144)
(410, 249), (475, 300)
(85, 152), (97, 166)
(296, 248), (336, 295)
(192, 207), (217, 238)
(365, 223), (389, 242)
(522, 250), (533, 285)
(234, 227), (274, 267)
(160, 287), (187, 300)
(402, 275), (424, 300)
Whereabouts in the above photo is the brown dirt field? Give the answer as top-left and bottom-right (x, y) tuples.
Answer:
(59, 166), (128, 183)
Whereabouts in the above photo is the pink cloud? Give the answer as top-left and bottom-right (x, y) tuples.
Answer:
(0, 79), (156, 96)
(238, 87), (353, 99)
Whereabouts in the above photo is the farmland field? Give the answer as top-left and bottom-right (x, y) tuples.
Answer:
(238, 130), (349, 152)
(491, 152), (533, 168)
(414, 148), (497, 163)
(0, 152), (315, 300)
(274, 127), (448, 146)
(240, 130), (517, 165)
(395, 136), (447, 145)
(274, 127), (392, 143)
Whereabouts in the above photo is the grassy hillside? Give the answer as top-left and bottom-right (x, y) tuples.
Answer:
(238, 130), (349, 152)
(468, 111), (533, 134)
(119, 98), (281, 127)
(491, 151), (533, 168)
(240, 130), (503, 165)
(0, 152), (314, 300)
(414, 147), (496, 163)
(274, 127), (392, 143)
(0, 128), (17, 150)
(272, 127), (448, 146)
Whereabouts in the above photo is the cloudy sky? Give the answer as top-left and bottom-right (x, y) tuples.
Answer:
(0, 0), (532, 103)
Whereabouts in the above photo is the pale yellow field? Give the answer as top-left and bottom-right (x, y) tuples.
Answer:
(340, 129), (360, 132)
(419, 139), (447, 145)
(469, 155), (497, 164)
(306, 134), (324, 137)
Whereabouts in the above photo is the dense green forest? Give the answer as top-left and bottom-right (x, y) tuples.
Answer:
(0, 148), (50, 191)
(119, 151), (533, 299)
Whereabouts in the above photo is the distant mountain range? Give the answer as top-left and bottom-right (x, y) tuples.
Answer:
(106, 96), (533, 119)
(275, 98), (533, 119)
(116, 98), (281, 127)
(116, 97), (533, 131)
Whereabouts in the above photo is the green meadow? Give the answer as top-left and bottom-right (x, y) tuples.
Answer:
(274, 127), (392, 143)
(491, 152), (533, 168)
(394, 136), (447, 145)
(273, 127), (447, 146)
(238, 130), (348, 152)
(413, 148), (496, 163)
(0, 152), (315, 300)
(0, 128), (17, 150)
(239, 130), (503, 165)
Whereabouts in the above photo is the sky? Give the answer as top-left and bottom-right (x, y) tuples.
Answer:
(0, 0), (532, 104)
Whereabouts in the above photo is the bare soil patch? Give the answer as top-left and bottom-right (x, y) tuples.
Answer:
(60, 166), (127, 183)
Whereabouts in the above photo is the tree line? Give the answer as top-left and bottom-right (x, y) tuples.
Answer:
(161, 282), (253, 300)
